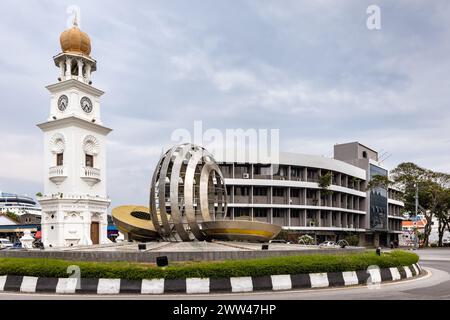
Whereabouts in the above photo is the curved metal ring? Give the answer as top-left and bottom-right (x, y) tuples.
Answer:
(169, 144), (194, 241)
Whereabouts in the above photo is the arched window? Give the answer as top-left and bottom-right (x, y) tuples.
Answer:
(56, 153), (64, 166)
(50, 133), (66, 167)
(82, 135), (100, 168)
(85, 154), (94, 167)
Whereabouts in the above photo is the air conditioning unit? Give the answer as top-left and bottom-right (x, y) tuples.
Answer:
(243, 173), (250, 179)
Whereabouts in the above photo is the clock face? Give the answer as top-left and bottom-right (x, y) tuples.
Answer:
(80, 96), (93, 114)
(57, 95), (68, 111)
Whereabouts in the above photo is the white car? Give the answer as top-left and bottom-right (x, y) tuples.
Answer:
(269, 239), (291, 244)
(319, 241), (337, 248)
(0, 238), (13, 249)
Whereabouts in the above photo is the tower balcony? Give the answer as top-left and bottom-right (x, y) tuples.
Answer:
(81, 166), (101, 186)
(49, 166), (67, 185)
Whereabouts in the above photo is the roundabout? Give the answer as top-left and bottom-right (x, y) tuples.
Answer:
(2, 249), (450, 300)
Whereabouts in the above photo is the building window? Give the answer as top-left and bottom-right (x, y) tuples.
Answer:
(235, 186), (249, 196)
(291, 210), (300, 218)
(273, 188), (285, 197)
(254, 165), (271, 176)
(291, 167), (302, 178)
(273, 209), (285, 218)
(85, 154), (94, 167)
(56, 153), (64, 166)
(362, 151), (368, 158)
(291, 188), (300, 197)
(234, 208), (249, 217)
(307, 189), (316, 199)
(254, 208), (267, 217)
(254, 187), (268, 196)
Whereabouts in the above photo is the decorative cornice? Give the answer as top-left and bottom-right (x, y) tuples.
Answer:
(37, 116), (112, 135)
(46, 79), (104, 97)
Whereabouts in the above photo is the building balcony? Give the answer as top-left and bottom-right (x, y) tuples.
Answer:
(81, 166), (101, 186)
(49, 166), (67, 185)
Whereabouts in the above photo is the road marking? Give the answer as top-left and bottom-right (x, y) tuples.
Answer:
(186, 278), (210, 294)
(389, 268), (401, 281)
(20, 276), (38, 293)
(0, 268), (433, 299)
(141, 279), (164, 294)
(404, 266), (413, 278)
(0, 276), (6, 291)
(342, 271), (359, 286)
(271, 275), (292, 291)
(97, 279), (121, 294)
(230, 277), (253, 293)
(309, 273), (329, 288)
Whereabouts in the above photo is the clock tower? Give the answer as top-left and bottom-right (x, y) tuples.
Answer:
(37, 17), (112, 248)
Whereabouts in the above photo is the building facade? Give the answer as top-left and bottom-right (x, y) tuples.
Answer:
(218, 142), (404, 246)
(36, 18), (112, 248)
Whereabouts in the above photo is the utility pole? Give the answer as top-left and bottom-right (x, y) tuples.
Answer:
(414, 183), (419, 217)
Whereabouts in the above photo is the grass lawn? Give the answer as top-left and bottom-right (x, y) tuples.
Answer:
(0, 250), (418, 280)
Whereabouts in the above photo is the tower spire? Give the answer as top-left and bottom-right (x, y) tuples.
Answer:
(73, 11), (78, 27)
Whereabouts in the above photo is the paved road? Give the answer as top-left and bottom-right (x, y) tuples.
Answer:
(1, 248), (449, 300)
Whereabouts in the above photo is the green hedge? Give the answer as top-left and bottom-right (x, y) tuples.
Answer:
(0, 250), (418, 280)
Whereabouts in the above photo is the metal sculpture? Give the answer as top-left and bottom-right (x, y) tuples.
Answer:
(149, 143), (227, 241)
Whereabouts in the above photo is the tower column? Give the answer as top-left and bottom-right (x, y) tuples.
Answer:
(85, 63), (92, 83)
(58, 60), (65, 80)
(77, 59), (84, 81)
(65, 57), (72, 78)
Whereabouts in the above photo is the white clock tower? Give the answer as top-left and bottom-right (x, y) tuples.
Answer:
(37, 18), (112, 248)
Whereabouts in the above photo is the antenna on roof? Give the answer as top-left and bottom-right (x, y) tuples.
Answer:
(379, 152), (392, 164)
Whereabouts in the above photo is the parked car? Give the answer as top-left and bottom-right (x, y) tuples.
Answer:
(6, 242), (23, 250)
(269, 239), (291, 244)
(319, 241), (337, 248)
(0, 238), (13, 249)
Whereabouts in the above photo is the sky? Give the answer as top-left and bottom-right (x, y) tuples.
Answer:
(1, 0), (449, 208)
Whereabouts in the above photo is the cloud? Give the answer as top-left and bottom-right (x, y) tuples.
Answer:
(1, 0), (450, 207)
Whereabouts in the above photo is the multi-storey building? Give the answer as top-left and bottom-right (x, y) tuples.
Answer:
(0, 192), (41, 216)
(218, 142), (404, 247)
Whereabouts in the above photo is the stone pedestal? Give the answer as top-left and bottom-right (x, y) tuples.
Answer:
(20, 230), (34, 249)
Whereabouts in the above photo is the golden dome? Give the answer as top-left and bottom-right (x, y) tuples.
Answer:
(59, 24), (91, 56)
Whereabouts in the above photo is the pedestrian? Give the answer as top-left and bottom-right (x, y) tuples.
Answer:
(390, 241), (394, 249)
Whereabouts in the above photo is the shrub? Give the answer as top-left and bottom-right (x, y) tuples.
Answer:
(0, 250), (419, 280)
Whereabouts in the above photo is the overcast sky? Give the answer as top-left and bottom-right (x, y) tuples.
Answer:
(1, 0), (449, 208)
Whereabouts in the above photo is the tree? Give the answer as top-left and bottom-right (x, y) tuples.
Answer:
(5, 211), (20, 223)
(366, 174), (392, 191)
(318, 171), (333, 196)
(390, 163), (450, 247)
